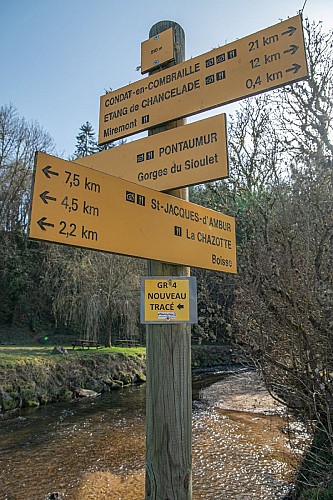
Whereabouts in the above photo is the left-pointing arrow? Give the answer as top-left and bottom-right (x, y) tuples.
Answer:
(42, 165), (59, 178)
(177, 304), (184, 310)
(37, 217), (55, 231)
(39, 191), (56, 204)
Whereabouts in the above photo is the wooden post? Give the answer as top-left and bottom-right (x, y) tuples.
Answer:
(145, 21), (192, 500)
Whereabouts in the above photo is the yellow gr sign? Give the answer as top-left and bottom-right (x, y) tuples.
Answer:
(141, 277), (197, 323)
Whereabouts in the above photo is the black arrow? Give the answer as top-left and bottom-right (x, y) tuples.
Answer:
(282, 25), (297, 37)
(284, 44), (299, 55)
(286, 63), (302, 74)
(177, 304), (184, 310)
(42, 165), (59, 178)
(39, 191), (57, 204)
(37, 217), (55, 231)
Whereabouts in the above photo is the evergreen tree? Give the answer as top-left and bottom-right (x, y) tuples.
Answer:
(74, 121), (99, 157)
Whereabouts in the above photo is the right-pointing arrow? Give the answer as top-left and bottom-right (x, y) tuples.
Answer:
(37, 217), (55, 231)
(282, 25), (297, 37)
(286, 63), (302, 74)
(42, 165), (59, 179)
(284, 44), (299, 55)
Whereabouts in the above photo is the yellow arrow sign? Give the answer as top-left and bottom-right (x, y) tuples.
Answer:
(77, 114), (228, 191)
(99, 14), (307, 144)
(29, 152), (237, 273)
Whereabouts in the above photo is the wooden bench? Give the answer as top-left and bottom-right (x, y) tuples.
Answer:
(72, 339), (101, 350)
(116, 339), (140, 347)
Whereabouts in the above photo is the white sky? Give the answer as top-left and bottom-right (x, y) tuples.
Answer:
(1, 0), (332, 158)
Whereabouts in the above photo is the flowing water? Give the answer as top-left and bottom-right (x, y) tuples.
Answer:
(0, 370), (307, 499)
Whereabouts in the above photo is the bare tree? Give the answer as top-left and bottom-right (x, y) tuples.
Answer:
(43, 245), (145, 345)
(0, 103), (55, 232)
(191, 19), (333, 494)
(0, 105), (55, 326)
(228, 20), (333, 494)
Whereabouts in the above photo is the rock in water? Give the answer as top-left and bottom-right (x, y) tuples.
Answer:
(74, 388), (100, 398)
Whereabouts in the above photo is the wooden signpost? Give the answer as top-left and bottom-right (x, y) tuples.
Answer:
(144, 21), (192, 500)
(28, 13), (309, 500)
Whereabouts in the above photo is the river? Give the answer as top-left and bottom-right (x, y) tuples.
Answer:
(0, 369), (307, 499)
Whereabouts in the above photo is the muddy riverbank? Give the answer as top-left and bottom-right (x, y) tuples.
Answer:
(202, 370), (284, 414)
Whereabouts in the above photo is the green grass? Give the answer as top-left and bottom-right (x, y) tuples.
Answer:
(0, 345), (146, 362)
(299, 487), (333, 499)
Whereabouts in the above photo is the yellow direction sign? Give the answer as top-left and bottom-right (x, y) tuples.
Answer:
(99, 14), (307, 144)
(77, 114), (228, 191)
(141, 277), (197, 323)
(29, 152), (237, 273)
(141, 27), (175, 74)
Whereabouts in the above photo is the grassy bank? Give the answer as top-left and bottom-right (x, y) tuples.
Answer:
(0, 346), (146, 412)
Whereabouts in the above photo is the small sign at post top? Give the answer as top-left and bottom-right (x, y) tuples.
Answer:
(141, 277), (197, 324)
(141, 27), (175, 74)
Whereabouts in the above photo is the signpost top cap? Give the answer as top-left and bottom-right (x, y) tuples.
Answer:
(149, 20), (184, 39)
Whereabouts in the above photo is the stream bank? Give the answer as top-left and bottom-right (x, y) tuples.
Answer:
(0, 351), (146, 413)
(0, 344), (245, 413)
